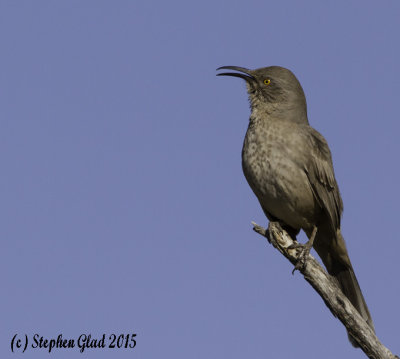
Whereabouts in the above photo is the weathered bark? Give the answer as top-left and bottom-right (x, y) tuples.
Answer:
(252, 221), (398, 359)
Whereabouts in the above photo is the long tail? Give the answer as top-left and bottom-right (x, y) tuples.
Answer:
(313, 229), (374, 347)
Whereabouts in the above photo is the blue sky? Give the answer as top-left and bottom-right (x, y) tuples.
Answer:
(2, 1), (400, 358)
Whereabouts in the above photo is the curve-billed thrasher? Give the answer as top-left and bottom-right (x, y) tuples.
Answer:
(217, 65), (374, 346)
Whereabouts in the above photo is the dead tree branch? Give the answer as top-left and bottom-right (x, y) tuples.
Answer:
(252, 221), (398, 359)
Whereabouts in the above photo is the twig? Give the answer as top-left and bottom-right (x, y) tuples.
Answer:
(252, 221), (398, 359)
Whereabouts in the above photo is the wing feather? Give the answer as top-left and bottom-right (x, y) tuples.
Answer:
(303, 128), (343, 230)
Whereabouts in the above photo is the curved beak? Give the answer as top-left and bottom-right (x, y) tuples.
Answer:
(216, 66), (255, 83)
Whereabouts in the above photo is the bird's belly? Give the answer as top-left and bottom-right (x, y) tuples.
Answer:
(242, 135), (316, 230)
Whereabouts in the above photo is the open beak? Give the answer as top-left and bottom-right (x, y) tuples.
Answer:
(216, 66), (255, 83)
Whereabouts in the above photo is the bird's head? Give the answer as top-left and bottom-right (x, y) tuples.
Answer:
(217, 65), (308, 124)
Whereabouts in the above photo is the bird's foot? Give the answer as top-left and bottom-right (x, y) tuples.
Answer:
(266, 221), (282, 248)
(288, 225), (318, 274)
(288, 241), (313, 274)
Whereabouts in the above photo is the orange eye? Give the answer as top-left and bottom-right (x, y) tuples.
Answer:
(264, 79), (271, 85)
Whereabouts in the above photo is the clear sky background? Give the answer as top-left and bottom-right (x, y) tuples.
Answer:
(2, 1), (400, 358)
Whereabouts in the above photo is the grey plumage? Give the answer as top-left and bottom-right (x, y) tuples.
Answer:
(217, 65), (374, 347)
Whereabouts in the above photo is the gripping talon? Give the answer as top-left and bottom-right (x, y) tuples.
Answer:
(290, 226), (318, 274)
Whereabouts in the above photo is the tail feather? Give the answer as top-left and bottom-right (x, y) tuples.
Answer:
(335, 265), (374, 346)
(313, 229), (374, 347)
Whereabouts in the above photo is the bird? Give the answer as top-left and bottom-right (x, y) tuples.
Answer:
(217, 65), (374, 346)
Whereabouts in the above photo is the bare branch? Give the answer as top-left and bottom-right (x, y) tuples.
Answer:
(252, 221), (398, 359)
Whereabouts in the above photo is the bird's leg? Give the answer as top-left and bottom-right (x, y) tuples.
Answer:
(288, 225), (318, 274)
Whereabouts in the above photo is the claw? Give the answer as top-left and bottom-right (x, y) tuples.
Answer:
(265, 221), (282, 248)
(291, 226), (317, 274)
(291, 244), (311, 274)
(287, 242), (303, 250)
